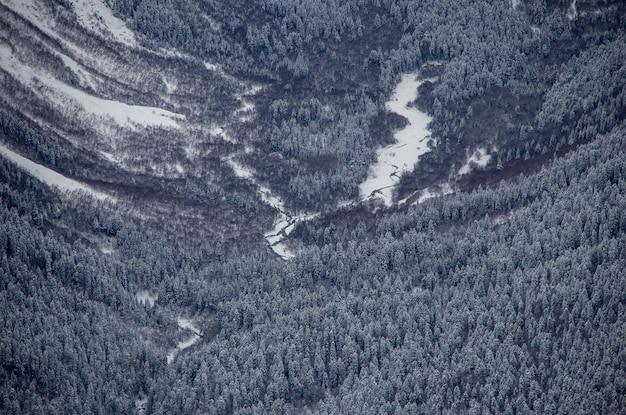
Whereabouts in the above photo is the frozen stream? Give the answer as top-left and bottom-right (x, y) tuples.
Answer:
(227, 73), (438, 259)
(359, 73), (435, 206)
(226, 157), (317, 259)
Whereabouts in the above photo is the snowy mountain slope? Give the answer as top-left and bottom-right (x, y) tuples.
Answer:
(0, 1), (625, 414)
(2, 0), (624, 257)
(0, 0), (282, 248)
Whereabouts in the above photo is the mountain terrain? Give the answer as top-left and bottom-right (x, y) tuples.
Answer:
(0, 0), (625, 414)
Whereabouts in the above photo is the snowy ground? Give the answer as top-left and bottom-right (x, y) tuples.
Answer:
(567, 0), (578, 21)
(359, 73), (435, 206)
(167, 317), (202, 364)
(0, 142), (110, 199)
(264, 211), (318, 260)
(457, 148), (492, 176)
(135, 291), (158, 307)
(71, 0), (137, 46)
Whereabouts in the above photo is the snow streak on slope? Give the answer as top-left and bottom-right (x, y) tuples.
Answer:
(567, 0), (578, 21)
(0, 142), (109, 199)
(359, 74), (435, 206)
(0, 44), (183, 129)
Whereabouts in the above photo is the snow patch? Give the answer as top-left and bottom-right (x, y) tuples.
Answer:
(235, 85), (263, 123)
(226, 158), (255, 181)
(458, 148), (491, 176)
(184, 143), (200, 160)
(55, 50), (96, 91)
(204, 62), (220, 72)
(135, 396), (148, 415)
(72, 0), (137, 46)
(167, 317), (202, 364)
(211, 126), (235, 143)
(268, 241), (295, 260)
(418, 183), (454, 204)
(226, 158), (286, 208)
(264, 212), (317, 260)
(162, 76), (178, 94)
(100, 240), (116, 254)
(359, 73), (435, 206)
(492, 212), (512, 226)
(511, 0), (520, 10)
(0, 142), (110, 199)
(100, 151), (118, 163)
(136, 291), (158, 307)
(567, 0), (578, 21)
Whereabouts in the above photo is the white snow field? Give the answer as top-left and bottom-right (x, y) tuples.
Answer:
(72, 0), (138, 46)
(5, 0), (136, 47)
(359, 73), (435, 206)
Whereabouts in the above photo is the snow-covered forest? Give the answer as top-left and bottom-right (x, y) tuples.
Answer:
(1, 0), (625, 414)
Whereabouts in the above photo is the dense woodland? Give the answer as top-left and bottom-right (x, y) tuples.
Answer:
(1, 0), (625, 414)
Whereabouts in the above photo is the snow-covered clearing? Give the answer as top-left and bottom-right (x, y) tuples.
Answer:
(136, 291), (158, 307)
(0, 142), (110, 199)
(359, 73), (435, 206)
(458, 148), (492, 176)
(167, 317), (202, 364)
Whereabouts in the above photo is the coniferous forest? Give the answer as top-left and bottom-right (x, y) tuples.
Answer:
(1, 0), (625, 414)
